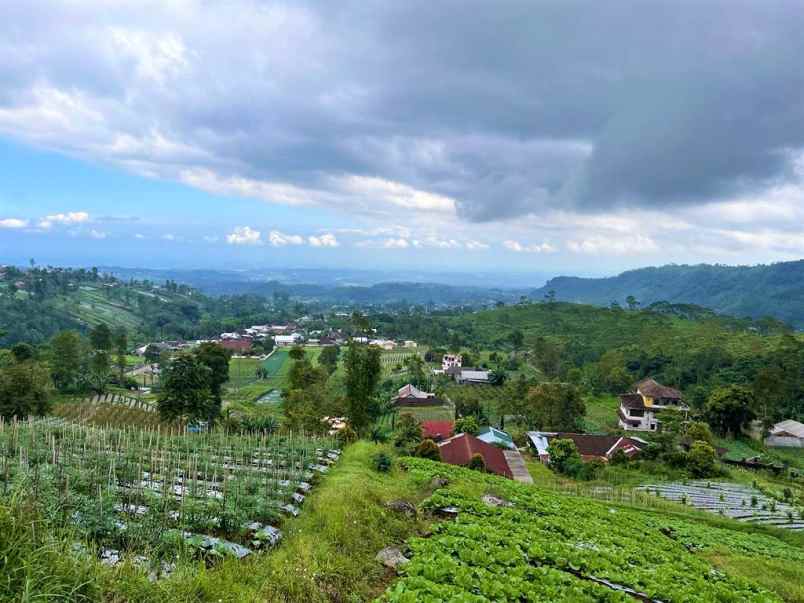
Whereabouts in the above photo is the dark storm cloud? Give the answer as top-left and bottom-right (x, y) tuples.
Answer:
(1, 0), (803, 221)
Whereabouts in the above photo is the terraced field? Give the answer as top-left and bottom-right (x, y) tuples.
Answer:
(383, 458), (804, 602)
(638, 481), (804, 530)
(0, 418), (340, 577)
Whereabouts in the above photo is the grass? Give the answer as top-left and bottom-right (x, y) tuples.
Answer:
(703, 549), (804, 603)
(582, 394), (621, 432)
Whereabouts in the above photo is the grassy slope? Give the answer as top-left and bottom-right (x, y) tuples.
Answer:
(3, 441), (802, 601)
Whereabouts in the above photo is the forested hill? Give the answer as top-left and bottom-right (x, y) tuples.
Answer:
(533, 260), (804, 329)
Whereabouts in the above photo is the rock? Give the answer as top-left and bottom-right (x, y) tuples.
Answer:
(386, 500), (417, 517)
(481, 494), (512, 508)
(429, 476), (449, 490)
(376, 546), (409, 570)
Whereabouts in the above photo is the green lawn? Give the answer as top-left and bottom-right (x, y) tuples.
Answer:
(583, 394), (621, 432)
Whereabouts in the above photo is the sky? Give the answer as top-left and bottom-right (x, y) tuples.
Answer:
(1, 0), (803, 276)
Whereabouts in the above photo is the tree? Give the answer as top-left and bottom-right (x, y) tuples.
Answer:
(705, 386), (757, 436)
(88, 350), (111, 393)
(687, 441), (717, 477)
(11, 343), (35, 363)
(454, 415), (480, 435)
(525, 383), (585, 431)
(625, 295), (640, 311)
(318, 345), (340, 374)
(394, 413), (422, 454)
(289, 346), (306, 361)
(510, 329), (524, 350)
(144, 344), (162, 364)
(547, 438), (582, 476)
(414, 439), (441, 460)
(194, 343), (231, 419)
(113, 327), (128, 384)
(50, 330), (84, 392)
(344, 342), (382, 434)
(686, 421), (715, 447)
(0, 360), (52, 419)
(403, 354), (428, 389)
(89, 323), (112, 351)
(157, 354), (214, 423)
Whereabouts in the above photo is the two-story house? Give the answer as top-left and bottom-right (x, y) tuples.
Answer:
(617, 378), (688, 432)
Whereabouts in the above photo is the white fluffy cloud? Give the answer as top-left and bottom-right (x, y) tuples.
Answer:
(226, 226), (262, 246)
(0, 218), (28, 229)
(38, 211), (90, 229)
(89, 229), (107, 239)
(503, 240), (556, 253)
(308, 233), (339, 247)
(268, 230), (304, 247)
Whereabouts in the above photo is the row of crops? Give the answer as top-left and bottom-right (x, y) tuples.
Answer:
(637, 481), (804, 530)
(382, 458), (804, 602)
(0, 417), (339, 577)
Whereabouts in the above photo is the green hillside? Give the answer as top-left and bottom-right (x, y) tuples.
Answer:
(533, 261), (804, 329)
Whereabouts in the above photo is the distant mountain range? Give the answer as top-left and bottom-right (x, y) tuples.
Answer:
(534, 261), (804, 329)
(103, 261), (804, 328)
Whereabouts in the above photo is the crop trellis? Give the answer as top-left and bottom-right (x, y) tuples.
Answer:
(0, 417), (340, 576)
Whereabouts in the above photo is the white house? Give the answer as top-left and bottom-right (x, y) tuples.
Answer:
(442, 353), (462, 371)
(617, 378), (688, 432)
(369, 339), (396, 350)
(765, 419), (804, 448)
(274, 333), (303, 346)
(403, 340), (418, 348)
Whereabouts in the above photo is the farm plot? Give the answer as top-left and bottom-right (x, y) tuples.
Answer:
(637, 481), (804, 530)
(0, 418), (340, 577)
(380, 350), (421, 375)
(384, 458), (803, 602)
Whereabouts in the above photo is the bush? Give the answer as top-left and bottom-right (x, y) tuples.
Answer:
(609, 449), (629, 466)
(372, 452), (393, 473)
(467, 453), (486, 472)
(454, 415), (479, 435)
(338, 426), (358, 445)
(578, 458), (604, 481)
(393, 414), (422, 454)
(687, 440), (717, 478)
(414, 439), (441, 461)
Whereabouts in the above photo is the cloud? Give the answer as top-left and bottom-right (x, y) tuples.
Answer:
(308, 233), (339, 247)
(203, 235), (220, 243)
(1, 2), (803, 268)
(89, 229), (107, 239)
(226, 226), (262, 246)
(161, 233), (177, 241)
(567, 234), (657, 255)
(503, 240), (556, 254)
(268, 230), (304, 247)
(38, 211), (89, 229)
(134, 233), (146, 239)
(0, 218), (28, 229)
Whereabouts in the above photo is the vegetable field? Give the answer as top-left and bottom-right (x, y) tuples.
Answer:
(638, 481), (804, 530)
(380, 350), (421, 374)
(0, 418), (339, 576)
(382, 458), (804, 602)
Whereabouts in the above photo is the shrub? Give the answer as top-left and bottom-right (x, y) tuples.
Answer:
(687, 441), (717, 478)
(372, 452), (393, 473)
(609, 449), (629, 466)
(414, 439), (441, 461)
(454, 415), (479, 435)
(393, 414), (422, 454)
(467, 453), (486, 472)
(578, 458), (604, 481)
(338, 425), (358, 445)
(547, 438), (582, 476)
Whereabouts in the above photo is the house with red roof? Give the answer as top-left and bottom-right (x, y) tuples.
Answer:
(527, 431), (646, 464)
(421, 420), (454, 442)
(437, 433), (514, 479)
